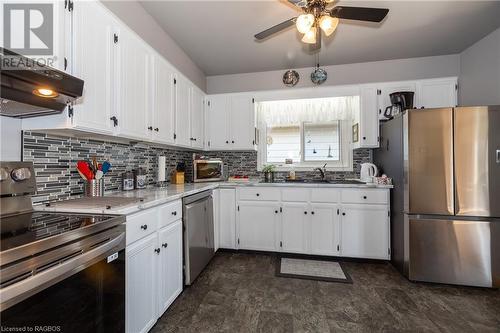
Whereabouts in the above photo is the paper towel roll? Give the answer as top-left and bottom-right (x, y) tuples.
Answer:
(157, 156), (166, 182)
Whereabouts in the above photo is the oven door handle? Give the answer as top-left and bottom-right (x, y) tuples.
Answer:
(0, 232), (125, 311)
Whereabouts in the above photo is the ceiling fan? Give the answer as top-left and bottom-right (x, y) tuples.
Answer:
(254, 0), (389, 51)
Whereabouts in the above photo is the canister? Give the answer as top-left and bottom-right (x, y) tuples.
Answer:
(134, 169), (147, 189)
(122, 171), (134, 191)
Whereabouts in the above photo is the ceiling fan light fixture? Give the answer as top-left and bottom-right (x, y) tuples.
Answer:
(319, 16), (339, 36)
(296, 13), (315, 34)
(301, 26), (317, 44)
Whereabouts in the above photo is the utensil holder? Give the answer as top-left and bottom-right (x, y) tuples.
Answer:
(85, 178), (104, 197)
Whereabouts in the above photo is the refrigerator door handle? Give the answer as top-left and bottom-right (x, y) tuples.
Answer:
(496, 149), (500, 164)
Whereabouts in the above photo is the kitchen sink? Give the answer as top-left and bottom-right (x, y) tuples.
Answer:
(281, 179), (366, 185)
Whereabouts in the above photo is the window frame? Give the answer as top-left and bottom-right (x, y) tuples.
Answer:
(257, 119), (353, 172)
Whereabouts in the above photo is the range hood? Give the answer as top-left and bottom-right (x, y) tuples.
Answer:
(0, 48), (84, 118)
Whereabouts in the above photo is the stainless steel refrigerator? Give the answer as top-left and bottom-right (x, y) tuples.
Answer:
(374, 106), (499, 287)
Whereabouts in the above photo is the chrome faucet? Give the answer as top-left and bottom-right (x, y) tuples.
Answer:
(315, 163), (327, 181)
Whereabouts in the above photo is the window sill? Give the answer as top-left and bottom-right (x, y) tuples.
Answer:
(258, 164), (353, 172)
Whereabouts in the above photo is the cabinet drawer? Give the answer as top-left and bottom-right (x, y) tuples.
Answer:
(158, 200), (182, 229)
(126, 208), (158, 245)
(281, 188), (310, 202)
(310, 188), (340, 203)
(341, 189), (388, 204)
(239, 187), (280, 201)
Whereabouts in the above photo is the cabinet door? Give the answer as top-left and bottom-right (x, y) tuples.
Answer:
(229, 94), (255, 150)
(281, 203), (309, 254)
(72, 1), (116, 134)
(310, 204), (340, 256)
(206, 95), (229, 150)
(219, 189), (236, 249)
(340, 204), (390, 259)
(126, 233), (157, 333)
(356, 86), (379, 148)
(190, 88), (204, 149)
(237, 202), (279, 251)
(153, 56), (175, 144)
(416, 78), (457, 108)
(118, 31), (152, 140)
(174, 76), (191, 147)
(378, 82), (416, 120)
(157, 220), (183, 317)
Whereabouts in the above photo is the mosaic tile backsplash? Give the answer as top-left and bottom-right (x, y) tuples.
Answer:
(23, 131), (372, 203)
(23, 131), (194, 203)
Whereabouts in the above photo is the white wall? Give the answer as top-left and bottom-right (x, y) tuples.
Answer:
(459, 28), (500, 106)
(0, 117), (22, 161)
(101, 0), (206, 91)
(207, 54), (461, 94)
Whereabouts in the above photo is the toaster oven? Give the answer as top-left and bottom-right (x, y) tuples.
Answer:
(193, 159), (224, 182)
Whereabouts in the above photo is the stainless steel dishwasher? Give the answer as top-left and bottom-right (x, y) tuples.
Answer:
(183, 190), (215, 285)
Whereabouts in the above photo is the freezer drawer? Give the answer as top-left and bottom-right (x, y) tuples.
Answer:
(409, 217), (499, 287)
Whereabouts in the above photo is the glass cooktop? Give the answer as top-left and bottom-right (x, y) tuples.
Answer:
(0, 212), (116, 252)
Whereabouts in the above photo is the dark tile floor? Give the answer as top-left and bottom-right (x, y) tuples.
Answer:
(152, 252), (500, 333)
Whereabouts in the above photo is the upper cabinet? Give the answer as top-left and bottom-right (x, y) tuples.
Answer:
(151, 55), (176, 145)
(205, 93), (256, 151)
(415, 78), (458, 108)
(174, 75), (192, 147)
(190, 87), (205, 149)
(71, 0), (118, 134)
(377, 81), (417, 120)
(352, 86), (379, 149)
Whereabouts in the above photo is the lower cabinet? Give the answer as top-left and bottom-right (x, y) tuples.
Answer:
(340, 204), (390, 259)
(218, 188), (236, 249)
(237, 202), (279, 251)
(126, 203), (183, 333)
(126, 234), (157, 333)
(157, 221), (183, 316)
(310, 204), (340, 256)
(234, 187), (390, 260)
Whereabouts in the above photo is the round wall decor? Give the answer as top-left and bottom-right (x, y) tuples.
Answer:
(283, 70), (300, 87)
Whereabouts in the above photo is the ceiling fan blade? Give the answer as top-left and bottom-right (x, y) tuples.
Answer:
(310, 27), (321, 52)
(254, 18), (297, 40)
(287, 0), (307, 8)
(330, 6), (389, 22)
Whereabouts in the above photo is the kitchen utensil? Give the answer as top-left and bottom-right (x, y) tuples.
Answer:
(101, 161), (111, 174)
(98, 163), (102, 171)
(77, 161), (94, 180)
(85, 178), (104, 197)
(360, 163), (378, 182)
(77, 169), (87, 180)
(95, 170), (104, 180)
(92, 157), (98, 172)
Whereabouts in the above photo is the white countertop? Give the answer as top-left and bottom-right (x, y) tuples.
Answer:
(34, 181), (391, 215)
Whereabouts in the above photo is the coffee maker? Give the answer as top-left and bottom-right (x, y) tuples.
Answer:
(383, 91), (414, 119)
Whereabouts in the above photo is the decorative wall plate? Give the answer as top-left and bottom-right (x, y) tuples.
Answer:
(311, 66), (327, 85)
(283, 70), (300, 87)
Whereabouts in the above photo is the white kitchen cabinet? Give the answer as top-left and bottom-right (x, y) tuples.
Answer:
(126, 233), (157, 333)
(340, 204), (390, 260)
(310, 204), (340, 256)
(205, 95), (229, 150)
(174, 75), (191, 147)
(157, 220), (183, 317)
(117, 29), (153, 140)
(353, 86), (379, 149)
(126, 201), (183, 333)
(377, 81), (417, 120)
(416, 78), (458, 108)
(229, 94), (256, 150)
(219, 188), (236, 249)
(205, 93), (256, 151)
(237, 202), (279, 251)
(190, 87), (205, 149)
(152, 55), (176, 144)
(280, 203), (309, 253)
(213, 189), (220, 251)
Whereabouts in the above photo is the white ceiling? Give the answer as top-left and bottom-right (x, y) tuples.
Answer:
(140, 1), (500, 76)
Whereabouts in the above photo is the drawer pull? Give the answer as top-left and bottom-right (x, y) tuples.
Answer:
(140, 224), (148, 230)
(304, 211), (308, 215)
(311, 211), (315, 215)
(171, 211), (177, 216)
(256, 193), (260, 197)
(162, 243), (168, 248)
(363, 196), (367, 199)
(275, 210), (278, 214)
(154, 248), (160, 254)
(342, 212), (346, 216)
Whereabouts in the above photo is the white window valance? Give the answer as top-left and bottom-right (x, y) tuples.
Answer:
(256, 96), (359, 127)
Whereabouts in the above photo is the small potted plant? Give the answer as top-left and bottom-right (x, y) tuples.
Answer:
(262, 164), (276, 183)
